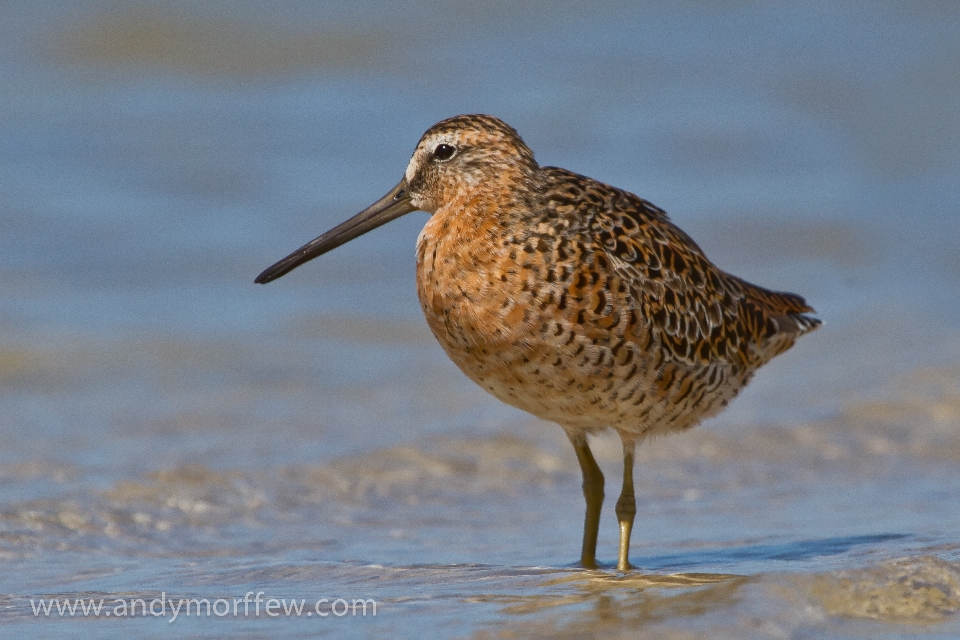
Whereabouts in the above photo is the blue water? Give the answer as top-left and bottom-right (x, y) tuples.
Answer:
(2, 1), (960, 637)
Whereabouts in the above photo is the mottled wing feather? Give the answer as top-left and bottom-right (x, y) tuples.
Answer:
(728, 274), (822, 338)
(541, 167), (820, 369)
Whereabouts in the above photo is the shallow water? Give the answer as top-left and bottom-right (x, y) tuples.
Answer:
(2, 1), (960, 637)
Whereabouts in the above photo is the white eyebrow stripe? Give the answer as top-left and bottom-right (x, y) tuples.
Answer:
(405, 155), (419, 183)
(405, 133), (458, 183)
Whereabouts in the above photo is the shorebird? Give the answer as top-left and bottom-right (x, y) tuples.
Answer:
(255, 114), (820, 571)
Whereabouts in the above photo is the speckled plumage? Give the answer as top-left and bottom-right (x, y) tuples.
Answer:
(256, 114), (821, 571)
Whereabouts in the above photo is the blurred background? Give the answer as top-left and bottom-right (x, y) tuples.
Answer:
(2, 2), (959, 638)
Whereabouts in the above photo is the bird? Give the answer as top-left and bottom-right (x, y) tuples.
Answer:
(255, 114), (821, 571)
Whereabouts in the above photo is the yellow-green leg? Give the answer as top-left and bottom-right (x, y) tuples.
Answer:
(615, 440), (636, 572)
(567, 432), (604, 569)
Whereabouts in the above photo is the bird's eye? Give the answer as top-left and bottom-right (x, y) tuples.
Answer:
(433, 144), (456, 161)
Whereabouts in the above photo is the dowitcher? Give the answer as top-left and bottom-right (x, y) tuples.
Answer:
(255, 114), (820, 571)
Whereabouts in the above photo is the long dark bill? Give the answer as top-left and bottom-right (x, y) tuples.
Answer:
(254, 178), (416, 284)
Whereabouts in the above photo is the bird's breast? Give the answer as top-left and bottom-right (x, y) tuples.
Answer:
(415, 203), (530, 356)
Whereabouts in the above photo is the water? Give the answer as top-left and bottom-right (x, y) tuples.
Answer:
(2, 1), (960, 637)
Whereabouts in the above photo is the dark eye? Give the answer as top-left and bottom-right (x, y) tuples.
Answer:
(433, 144), (456, 161)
